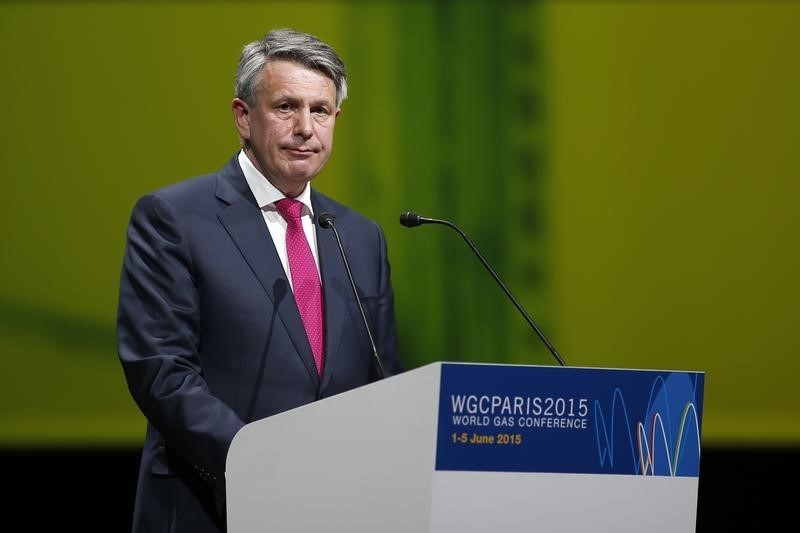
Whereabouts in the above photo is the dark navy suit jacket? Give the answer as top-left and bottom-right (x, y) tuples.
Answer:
(117, 156), (402, 532)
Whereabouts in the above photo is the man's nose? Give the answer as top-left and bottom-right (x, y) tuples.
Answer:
(293, 109), (313, 139)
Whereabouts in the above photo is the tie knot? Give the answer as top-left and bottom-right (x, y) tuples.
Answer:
(275, 198), (304, 222)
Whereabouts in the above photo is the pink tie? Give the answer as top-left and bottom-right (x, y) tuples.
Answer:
(275, 198), (325, 375)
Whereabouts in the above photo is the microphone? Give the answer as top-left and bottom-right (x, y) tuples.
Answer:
(318, 212), (386, 378)
(399, 211), (436, 227)
(399, 211), (567, 367)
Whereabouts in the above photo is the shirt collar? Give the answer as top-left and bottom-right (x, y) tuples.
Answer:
(238, 150), (314, 215)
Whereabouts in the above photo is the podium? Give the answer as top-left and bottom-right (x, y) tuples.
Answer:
(226, 362), (704, 532)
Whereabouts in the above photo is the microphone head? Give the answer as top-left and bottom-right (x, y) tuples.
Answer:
(399, 211), (422, 228)
(318, 212), (335, 229)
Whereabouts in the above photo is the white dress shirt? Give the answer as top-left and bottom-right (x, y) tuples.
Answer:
(238, 150), (321, 289)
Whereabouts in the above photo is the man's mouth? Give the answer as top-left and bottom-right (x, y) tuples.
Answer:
(286, 146), (316, 152)
(285, 147), (317, 156)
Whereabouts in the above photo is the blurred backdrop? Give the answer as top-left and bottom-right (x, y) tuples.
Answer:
(1, 0), (798, 529)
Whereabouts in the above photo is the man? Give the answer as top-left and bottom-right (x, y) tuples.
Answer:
(117, 28), (403, 533)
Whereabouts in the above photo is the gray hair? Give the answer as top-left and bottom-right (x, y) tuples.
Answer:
(235, 28), (348, 108)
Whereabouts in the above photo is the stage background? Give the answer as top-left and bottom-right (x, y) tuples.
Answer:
(1, 1), (797, 530)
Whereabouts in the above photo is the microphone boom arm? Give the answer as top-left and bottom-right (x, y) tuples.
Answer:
(406, 214), (567, 367)
(320, 214), (386, 378)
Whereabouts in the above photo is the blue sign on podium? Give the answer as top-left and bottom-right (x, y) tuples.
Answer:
(436, 363), (704, 477)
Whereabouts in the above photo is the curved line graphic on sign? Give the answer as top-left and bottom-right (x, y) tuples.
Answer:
(636, 403), (701, 476)
(595, 373), (702, 476)
(594, 388), (639, 472)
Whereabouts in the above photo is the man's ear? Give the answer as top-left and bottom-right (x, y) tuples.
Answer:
(232, 98), (251, 141)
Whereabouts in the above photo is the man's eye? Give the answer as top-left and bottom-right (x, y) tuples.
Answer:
(277, 103), (292, 112)
(313, 108), (329, 116)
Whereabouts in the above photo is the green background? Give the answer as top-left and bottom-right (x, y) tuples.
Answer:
(1, 0), (798, 448)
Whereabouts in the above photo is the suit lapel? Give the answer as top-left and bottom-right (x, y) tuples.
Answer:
(214, 158), (320, 386)
(312, 191), (349, 389)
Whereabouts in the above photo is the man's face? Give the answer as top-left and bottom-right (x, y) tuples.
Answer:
(233, 60), (339, 197)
